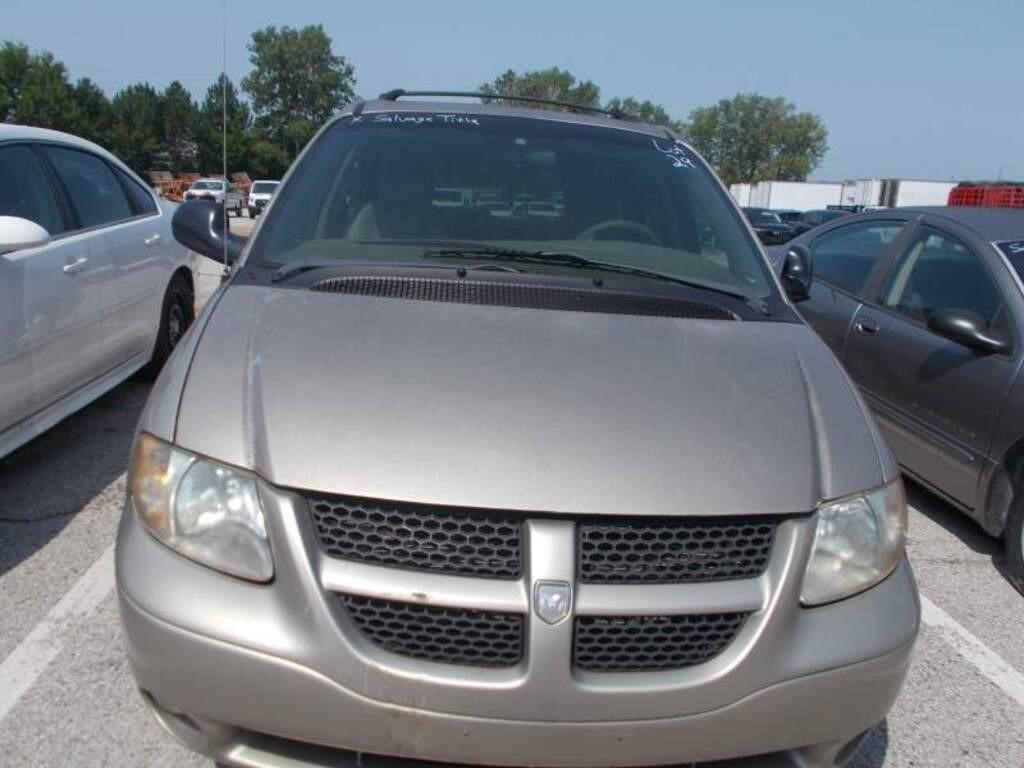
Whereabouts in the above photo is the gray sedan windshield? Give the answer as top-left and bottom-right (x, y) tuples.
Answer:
(250, 113), (774, 299)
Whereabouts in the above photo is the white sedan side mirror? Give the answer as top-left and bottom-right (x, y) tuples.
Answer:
(0, 216), (51, 255)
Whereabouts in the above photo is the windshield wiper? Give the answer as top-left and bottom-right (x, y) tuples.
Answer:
(271, 259), (347, 282)
(422, 247), (767, 313)
(270, 258), (469, 282)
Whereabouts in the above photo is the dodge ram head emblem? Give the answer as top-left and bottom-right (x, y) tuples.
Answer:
(533, 580), (572, 625)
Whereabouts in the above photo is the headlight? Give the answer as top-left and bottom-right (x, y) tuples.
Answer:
(801, 478), (906, 606)
(129, 433), (273, 582)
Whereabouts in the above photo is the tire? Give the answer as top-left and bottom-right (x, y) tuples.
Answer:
(248, 206), (258, 219)
(140, 272), (195, 379)
(1006, 488), (1024, 595)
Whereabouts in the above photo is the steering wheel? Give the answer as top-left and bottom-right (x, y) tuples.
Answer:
(576, 219), (662, 246)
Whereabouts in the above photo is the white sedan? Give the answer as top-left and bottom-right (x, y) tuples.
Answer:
(0, 124), (194, 459)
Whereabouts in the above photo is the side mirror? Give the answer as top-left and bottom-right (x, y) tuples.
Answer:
(171, 200), (246, 265)
(781, 243), (813, 302)
(0, 216), (50, 255)
(927, 308), (1010, 355)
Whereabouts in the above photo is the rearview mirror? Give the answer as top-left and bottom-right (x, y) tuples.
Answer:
(172, 200), (246, 265)
(927, 308), (1010, 355)
(0, 216), (50, 255)
(780, 243), (813, 302)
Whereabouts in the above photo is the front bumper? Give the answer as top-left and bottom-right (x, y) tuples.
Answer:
(116, 485), (919, 767)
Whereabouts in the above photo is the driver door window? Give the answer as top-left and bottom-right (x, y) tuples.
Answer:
(810, 220), (906, 295)
(879, 228), (1002, 328)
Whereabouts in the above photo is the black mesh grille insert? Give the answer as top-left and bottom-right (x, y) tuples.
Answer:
(574, 613), (749, 672)
(310, 276), (735, 320)
(579, 518), (777, 584)
(342, 595), (524, 667)
(309, 493), (522, 579)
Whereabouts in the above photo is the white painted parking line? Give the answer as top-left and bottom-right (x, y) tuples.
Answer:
(920, 594), (1024, 708)
(0, 543), (115, 723)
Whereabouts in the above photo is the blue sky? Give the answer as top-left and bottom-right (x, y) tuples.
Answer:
(6, 0), (1022, 181)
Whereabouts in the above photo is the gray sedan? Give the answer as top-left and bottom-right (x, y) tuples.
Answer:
(780, 206), (1024, 591)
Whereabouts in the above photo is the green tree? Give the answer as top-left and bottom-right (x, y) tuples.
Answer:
(479, 68), (684, 130)
(1, 44), (111, 144)
(0, 42), (32, 122)
(603, 96), (684, 132)
(196, 74), (254, 175)
(247, 137), (290, 179)
(480, 67), (600, 110)
(109, 83), (163, 175)
(6, 47), (74, 131)
(686, 93), (828, 186)
(161, 81), (199, 172)
(242, 24), (355, 159)
(68, 77), (112, 147)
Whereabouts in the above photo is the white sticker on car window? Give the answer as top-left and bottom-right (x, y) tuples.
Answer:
(998, 240), (1024, 257)
(652, 138), (695, 169)
(357, 113), (481, 126)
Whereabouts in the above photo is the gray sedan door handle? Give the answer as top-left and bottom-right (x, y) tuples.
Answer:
(144, 234), (162, 246)
(854, 317), (879, 335)
(62, 257), (88, 274)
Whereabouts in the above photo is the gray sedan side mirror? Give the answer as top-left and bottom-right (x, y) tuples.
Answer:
(172, 200), (247, 265)
(781, 244), (813, 302)
(0, 215), (50, 255)
(927, 308), (1011, 355)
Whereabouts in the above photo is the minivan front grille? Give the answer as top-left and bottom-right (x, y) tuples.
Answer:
(309, 493), (522, 579)
(341, 595), (524, 667)
(574, 613), (749, 672)
(309, 276), (736, 320)
(578, 518), (778, 584)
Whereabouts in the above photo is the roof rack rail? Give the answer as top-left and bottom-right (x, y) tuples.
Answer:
(376, 89), (635, 121)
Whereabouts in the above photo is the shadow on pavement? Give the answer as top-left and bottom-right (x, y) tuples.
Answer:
(849, 720), (889, 768)
(903, 477), (1016, 591)
(0, 380), (149, 577)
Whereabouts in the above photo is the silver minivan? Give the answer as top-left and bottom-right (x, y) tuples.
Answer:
(116, 94), (919, 768)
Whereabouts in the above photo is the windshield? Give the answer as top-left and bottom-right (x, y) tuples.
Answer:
(250, 112), (774, 299)
(251, 181), (279, 194)
(192, 180), (222, 190)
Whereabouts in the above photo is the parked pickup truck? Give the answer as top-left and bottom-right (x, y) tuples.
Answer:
(183, 178), (244, 216)
(246, 179), (279, 218)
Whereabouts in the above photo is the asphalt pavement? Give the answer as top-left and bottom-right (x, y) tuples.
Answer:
(1, 234), (1022, 765)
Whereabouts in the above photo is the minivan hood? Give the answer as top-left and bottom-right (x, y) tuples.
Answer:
(174, 285), (893, 516)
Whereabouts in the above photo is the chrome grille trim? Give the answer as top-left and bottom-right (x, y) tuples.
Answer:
(320, 556), (529, 613)
(575, 578), (766, 616)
